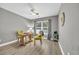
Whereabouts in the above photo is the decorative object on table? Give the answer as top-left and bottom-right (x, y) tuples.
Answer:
(59, 12), (65, 26)
(53, 31), (59, 42)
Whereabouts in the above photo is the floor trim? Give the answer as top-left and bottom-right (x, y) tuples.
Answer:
(58, 42), (65, 55)
(0, 40), (17, 47)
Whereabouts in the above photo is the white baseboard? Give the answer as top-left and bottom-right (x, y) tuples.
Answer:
(58, 42), (65, 55)
(0, 40), (17, 47)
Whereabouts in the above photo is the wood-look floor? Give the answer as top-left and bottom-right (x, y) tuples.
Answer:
(0, 39), (62, 55)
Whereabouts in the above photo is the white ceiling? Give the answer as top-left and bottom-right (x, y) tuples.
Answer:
(0, 3), (61, 19)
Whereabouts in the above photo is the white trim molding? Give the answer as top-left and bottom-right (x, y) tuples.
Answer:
(0, 40), (17, 47)
(58, 42), (65, 55)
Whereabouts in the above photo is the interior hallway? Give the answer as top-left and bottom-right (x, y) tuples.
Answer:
(0, 39), (61, 55)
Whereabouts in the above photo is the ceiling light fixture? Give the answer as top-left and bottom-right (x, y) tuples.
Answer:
(27, 3), (39, 16)
(30, 8), (39, 15)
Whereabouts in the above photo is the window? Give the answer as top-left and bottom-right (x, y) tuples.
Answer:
(36, 22), (41, 27)
(43, 22), (48, 27)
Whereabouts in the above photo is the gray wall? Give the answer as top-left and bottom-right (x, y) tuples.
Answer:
(59, 3), (79, 54)
(0, 8), (34, 44)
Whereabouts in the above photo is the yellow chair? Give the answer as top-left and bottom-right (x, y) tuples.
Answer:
(34, 34), (43, 45)
(17, 30), (25, 46)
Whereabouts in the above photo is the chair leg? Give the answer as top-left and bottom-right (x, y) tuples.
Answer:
(18, 37), (20, 45)
(40, 39), (42, 45)
(34, 39), (36, 46)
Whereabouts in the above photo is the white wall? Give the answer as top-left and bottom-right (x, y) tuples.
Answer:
(0, 8), (34, 44)
(59, 3), (79, 54)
